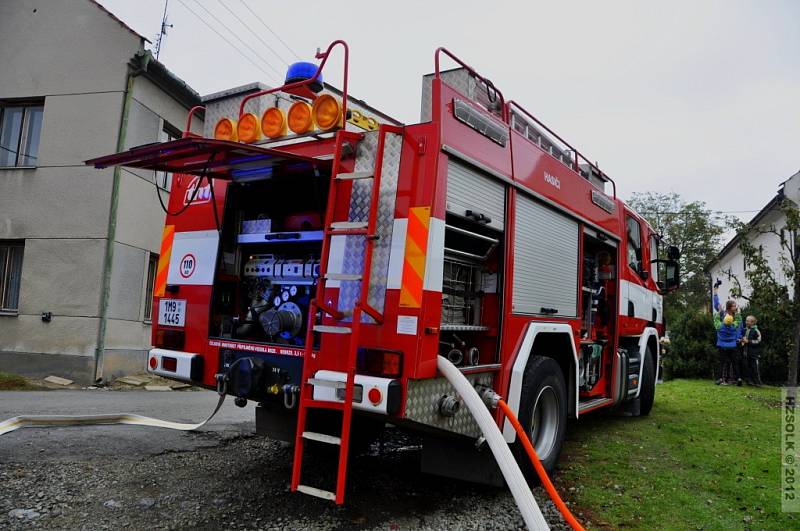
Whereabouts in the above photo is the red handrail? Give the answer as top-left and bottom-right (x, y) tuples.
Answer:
(238, 40), (349, 123)
(183, 105), (205, 138)
(434, 47), (506, 120)
(506, 100), (617, 198)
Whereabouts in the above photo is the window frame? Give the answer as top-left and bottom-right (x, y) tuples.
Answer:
(0, 102), (44, 168)
(156, 121), (181, 191)
(649, 233), (660, 283)
(142, 252), (159, 322)
(625, 214), (643, 273)
(0, 240), (25, 314)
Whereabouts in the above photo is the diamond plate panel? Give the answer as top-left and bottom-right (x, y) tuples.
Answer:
(337, 130), (402, 322)
(421, 69), (502, 123)
(404, 373), (495, 438)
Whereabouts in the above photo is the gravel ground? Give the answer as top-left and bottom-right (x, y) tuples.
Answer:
(0, 425), (572, 530)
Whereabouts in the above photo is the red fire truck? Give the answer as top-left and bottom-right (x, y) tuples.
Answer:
(88, 41), (679, 505)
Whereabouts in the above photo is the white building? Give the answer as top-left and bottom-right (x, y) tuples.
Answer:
(707, 171), (799, 307)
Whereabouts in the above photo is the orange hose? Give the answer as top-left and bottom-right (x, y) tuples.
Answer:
(498, 399), (585, 531)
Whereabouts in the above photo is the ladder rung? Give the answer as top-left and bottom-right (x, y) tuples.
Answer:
(302, 431), (342, 445)
(330, 221), (368, 230)
(312, 325), (352, 334)
(335, 171), (373, 181)
(303, 399), (346, 410)
(325, 273), (362, 281)
(308, 378), (345, 389)
(297, 485), (336, 501)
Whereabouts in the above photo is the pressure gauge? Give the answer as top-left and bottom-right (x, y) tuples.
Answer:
(281, 290), (290, 302)
(289, 285), (298, 297)
(273, 295), (282, 307)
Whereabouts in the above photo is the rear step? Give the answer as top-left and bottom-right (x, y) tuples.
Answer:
(302, 431), (342, 445)
(296, 485), (336, 501)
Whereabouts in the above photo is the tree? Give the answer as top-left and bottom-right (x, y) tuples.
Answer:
(727, 198), (800, 385)
(628, 192), (733, 323)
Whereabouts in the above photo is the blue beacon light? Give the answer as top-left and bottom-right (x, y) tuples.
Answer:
(285, 62), (323, 93)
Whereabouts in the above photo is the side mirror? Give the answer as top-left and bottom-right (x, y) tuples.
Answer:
(652, 259), (680, 294)
(667, 245), (680, 260)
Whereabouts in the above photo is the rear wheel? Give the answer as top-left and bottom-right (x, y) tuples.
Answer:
(638, 346), (656, 416)
(514, 356), (568, 476)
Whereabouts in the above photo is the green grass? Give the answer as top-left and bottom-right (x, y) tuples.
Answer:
(558, 379), (795, 530)
(0, 372), (40, 390)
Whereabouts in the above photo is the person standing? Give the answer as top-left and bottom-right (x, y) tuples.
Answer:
(714, 300), (743, 386)
(742, 315), (763, 385)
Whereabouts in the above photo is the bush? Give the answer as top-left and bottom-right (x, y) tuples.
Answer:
(663, 310), (717, 379)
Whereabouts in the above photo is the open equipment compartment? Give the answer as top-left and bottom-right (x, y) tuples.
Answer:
(438, 212), (503, 367)
(210, 165), (331, 349)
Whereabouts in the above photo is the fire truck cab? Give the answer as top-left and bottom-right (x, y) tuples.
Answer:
(88, 42), (679, 504)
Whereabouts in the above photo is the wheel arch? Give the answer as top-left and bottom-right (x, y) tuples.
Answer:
(620, 327), (660, 399)
(502, 322), (578, 443)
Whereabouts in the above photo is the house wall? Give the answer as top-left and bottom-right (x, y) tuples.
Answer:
(0, 0), (202, 382)
(709, 207), (793, 310)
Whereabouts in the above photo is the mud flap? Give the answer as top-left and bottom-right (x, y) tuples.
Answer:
(420, 433), (505, 487)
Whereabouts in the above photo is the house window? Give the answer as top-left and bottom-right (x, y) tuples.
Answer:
(143, 253), (158, 321)
(0, 103), (44, 167)
(0, 241), (24, 312)
(626, 215), (642, 271)
(156, 122), (180, 191)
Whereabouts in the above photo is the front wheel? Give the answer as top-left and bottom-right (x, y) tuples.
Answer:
(514, 356), (568, 475)
(638, 346), (656, 416)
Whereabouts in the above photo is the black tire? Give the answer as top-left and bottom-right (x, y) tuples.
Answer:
(514, 356), (568, 476)
(638, 346), (656, 416)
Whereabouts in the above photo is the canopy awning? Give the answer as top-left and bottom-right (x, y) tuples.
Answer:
(85, 137), (331, 180)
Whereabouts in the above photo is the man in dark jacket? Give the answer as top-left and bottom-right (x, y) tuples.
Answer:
(742, 315), (763, 385)
(714, 300), (743, 386)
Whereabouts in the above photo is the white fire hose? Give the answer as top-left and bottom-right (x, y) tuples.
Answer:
(437, 355), (549, 530)
(0, 391), (226, 436)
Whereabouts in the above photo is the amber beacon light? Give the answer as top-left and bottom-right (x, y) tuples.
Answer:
(287, 101), (314, 134)
(214, 117), (237, 141)
(236, 113), (261, 143)
(312, 94), (342, 131)
(261, 107), (287, 138)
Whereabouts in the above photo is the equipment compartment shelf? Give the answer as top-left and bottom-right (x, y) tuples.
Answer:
(237, 230), (324, 244)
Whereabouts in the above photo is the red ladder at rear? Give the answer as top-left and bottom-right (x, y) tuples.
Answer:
(291, 125), (401, 504)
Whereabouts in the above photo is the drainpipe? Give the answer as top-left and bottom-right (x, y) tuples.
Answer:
(93, 68), (136, 382)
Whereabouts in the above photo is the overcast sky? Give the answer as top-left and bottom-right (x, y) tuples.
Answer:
(100, 0), (800, 220)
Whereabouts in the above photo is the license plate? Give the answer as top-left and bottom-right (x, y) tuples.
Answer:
(158, 299), (186, 327)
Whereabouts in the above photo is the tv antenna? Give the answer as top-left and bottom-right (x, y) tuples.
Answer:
(154, 0), (173, 59)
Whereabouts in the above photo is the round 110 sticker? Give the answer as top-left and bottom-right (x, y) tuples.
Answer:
(179, 253), (196, 278)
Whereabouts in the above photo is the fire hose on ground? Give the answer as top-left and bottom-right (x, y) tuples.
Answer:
(436, 355), (584, 531)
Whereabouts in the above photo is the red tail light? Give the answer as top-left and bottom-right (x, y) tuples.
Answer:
(357, 349), (402, 378)
(154, 329), (185, 350)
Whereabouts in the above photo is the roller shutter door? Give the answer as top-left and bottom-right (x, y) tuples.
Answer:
(446, 159), (505, 231)
(512, 194), (578, 317)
